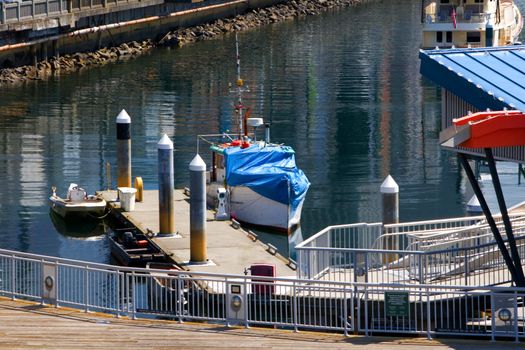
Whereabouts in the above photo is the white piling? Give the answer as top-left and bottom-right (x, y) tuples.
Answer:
(381, 175), (399, 225)
(380, 175), (399, 261)
(158, 134), (175, 236)
(190, 154), (207, 263)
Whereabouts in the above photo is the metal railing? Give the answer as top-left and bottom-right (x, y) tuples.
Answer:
(422, 3), (486, 24)
(0, 247), (525, 340)
(296, 214), (525, 286)
(0, 0), (152, 25)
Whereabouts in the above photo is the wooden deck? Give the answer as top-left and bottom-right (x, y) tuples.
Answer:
(99, 189), (296, 278)
(0, 297), (516, 349)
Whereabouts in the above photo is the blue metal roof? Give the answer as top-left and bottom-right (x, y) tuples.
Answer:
(419, 45), (525, 111)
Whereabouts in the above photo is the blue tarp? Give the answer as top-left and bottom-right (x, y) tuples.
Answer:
(223, 144), (310, 211)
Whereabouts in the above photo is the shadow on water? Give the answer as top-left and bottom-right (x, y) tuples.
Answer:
(49, 210), (108, 241)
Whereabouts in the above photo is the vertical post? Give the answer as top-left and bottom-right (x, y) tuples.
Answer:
(458, 153), (520, 285)
(189, 154), (207, 263)
(381, 175), (399, 263)
(485, 148), (525, 285)
(1, 2), (5, 25)
(158, 134), (175, 236)
(381, 175), (399, 225)
(264, 123), (270, 143)
(116, 109), (131, 188)
(426, 287), (431, 340)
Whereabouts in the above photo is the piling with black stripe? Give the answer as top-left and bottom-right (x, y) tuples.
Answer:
(116, 109), (131, 188)
(158, 134), (175, 236)
(189, 154), (207, 263)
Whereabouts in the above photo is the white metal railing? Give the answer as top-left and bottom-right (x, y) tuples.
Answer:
(421, 2), (486, 24)
(1, 247), (525, 340)
(296, 214), (525, 286)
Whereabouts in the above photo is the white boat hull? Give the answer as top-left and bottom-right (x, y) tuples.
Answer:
(228, 186), (303, 232)
(49, 196), (107, 219)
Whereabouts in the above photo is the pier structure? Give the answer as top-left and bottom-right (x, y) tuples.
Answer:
(99, 189), (295, 277)
(0, 0), (290, 68)
(419, 45), (525, 162)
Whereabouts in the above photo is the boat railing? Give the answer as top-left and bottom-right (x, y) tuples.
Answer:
(422, 3), (486, 24)
(2, 246), (525, 339)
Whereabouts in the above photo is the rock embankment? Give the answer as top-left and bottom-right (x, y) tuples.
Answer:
(0, 0), (367, 85)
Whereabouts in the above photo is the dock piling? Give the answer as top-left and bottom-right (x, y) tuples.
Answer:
(116, 109), (132, 188)
(380, 175), (399, 261)
(189, 154), (207, 263)
(158, 134), (175, 236)
(381, 175), (399, 225)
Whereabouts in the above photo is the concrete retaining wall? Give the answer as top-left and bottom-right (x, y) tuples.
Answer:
(0, 0), (284, 68)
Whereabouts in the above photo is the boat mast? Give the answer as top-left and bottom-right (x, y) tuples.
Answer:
(233, 32), (249, 139)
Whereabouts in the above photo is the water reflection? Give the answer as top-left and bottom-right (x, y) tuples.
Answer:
(0, 0), (474, 261)
(49, 211), (107, 240)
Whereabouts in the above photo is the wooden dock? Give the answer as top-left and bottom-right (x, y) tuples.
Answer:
(99, 189), (296, 277)
(0, 297), (503, 350)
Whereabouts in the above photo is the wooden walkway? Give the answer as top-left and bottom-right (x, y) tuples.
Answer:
(99, 189), (296, 277)
(0, 298), (518, 350)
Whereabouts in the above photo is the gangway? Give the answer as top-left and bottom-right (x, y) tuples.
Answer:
(441, 110), (525, 286)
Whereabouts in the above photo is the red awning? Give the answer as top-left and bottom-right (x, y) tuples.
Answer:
(451, 110), (525, 148)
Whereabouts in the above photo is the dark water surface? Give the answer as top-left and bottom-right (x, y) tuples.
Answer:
(0, 0), (516, 263)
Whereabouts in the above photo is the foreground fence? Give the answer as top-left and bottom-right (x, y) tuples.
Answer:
(0, 247), (524, 341)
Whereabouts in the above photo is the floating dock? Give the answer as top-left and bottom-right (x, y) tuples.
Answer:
(98, 189), (296, 277)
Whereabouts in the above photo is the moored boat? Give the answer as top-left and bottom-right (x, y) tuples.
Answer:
(421, 0), (523, 49)
(49, 183), (107, 219)
(108, 229), (166, 267)
(201, 35), (310, 233)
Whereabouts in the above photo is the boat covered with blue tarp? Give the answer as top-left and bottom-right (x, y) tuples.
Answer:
(223, 143), (310, 214)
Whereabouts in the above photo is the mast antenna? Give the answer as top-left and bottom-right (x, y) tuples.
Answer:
(231, 32), (250, 139)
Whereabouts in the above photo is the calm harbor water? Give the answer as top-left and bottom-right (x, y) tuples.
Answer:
(0, 0), (524, 263)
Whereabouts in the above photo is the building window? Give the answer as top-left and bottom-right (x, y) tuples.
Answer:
(446, 31), (453, 43)
(437, 31), (443, 42)
(467, 32), (481, 43)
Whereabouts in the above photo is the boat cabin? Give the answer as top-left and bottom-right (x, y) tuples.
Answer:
(421, 0), (522, 49)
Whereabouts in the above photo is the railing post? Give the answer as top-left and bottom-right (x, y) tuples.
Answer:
(84, 265), (89, 312)
(293, 280), (298, 333)
(243, 279), (249, 328)
(514, 290), (519, 343)
(418, 254), (424, 285)
(426, 287), (431, 340)
(464, 249), (469, 286)
(131, 272), (137, 320)
(491, 292), (495, 342)
(54, 261), (59, 308)
(11, 255), (15, 300)
(297, 249), (302, 279)
(177, 276), (184, 323)
(364, 284), (369, 336)
(343, 284), (348, 337)
(115, 271), (121, 318)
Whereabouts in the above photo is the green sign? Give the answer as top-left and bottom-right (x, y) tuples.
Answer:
(385, 292), (409, 317)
